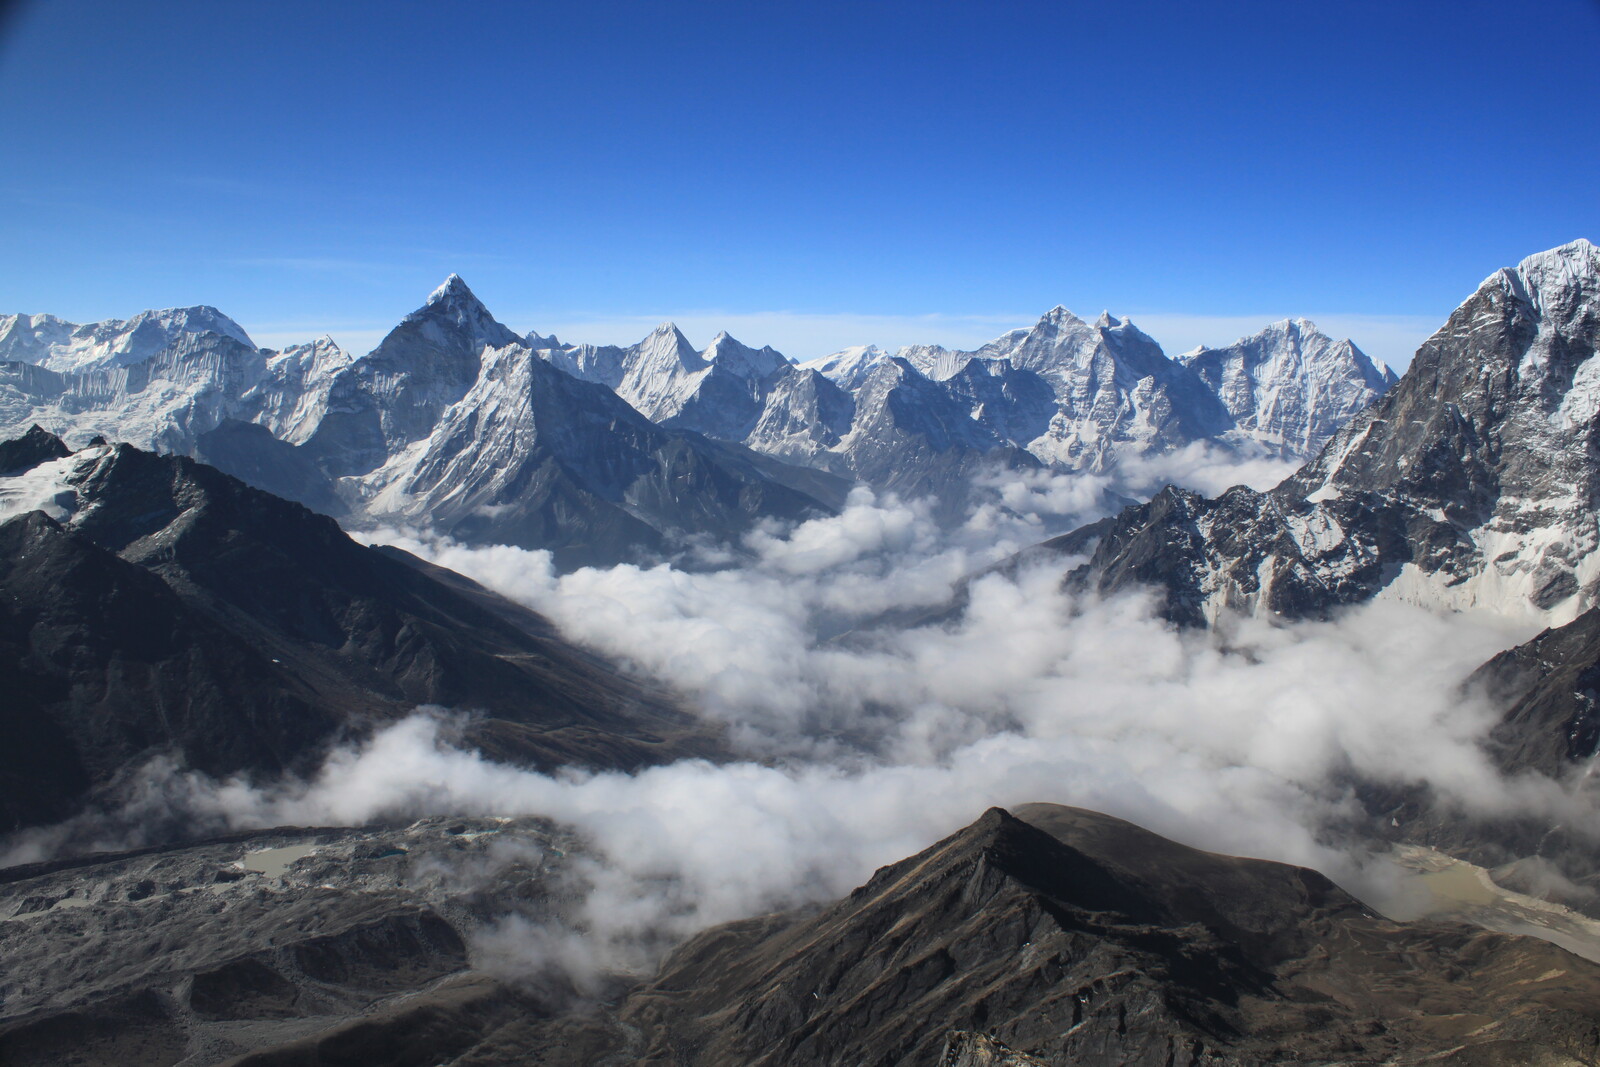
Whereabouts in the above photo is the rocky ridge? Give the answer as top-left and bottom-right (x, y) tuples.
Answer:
(1064, 239), (1600, 626)
(25, 805), (1596, 1066)
(0, 430), (718, 832)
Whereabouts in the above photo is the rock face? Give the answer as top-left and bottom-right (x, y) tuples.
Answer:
(1066, 240), (1600, 626)
(0, 432), (717, 832)
(1478, 608), (1600, 781)
(1179, 318), (1397, 457)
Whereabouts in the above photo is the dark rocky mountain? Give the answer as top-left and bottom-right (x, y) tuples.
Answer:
(569, 805), (1600, 1066)
(1061, 239), (1600, 626)
(0, 431), (719, 833)
(18, 805), (1598, 1066)
(1479, 608), (1600, 781)
(0, 422), (70, 472)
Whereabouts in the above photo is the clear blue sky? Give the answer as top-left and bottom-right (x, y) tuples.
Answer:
(1, 0), (1596, 368)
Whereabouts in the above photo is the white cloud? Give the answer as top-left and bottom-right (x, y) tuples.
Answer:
(6, 462), (1582, 987)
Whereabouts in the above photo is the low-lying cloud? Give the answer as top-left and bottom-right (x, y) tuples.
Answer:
(3, 460), (1586, 986)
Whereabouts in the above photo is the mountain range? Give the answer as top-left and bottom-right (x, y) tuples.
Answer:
(5, 240), (1600, 1066)
(0, 278), (1395, 564)
(1062, 238), (1600, 627)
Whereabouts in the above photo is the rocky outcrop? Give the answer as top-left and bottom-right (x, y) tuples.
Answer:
(1065, 240), (1600, 626)
(494, 805), (1600, 1066)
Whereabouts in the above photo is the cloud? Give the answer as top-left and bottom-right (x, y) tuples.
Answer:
(4, 462), (1586, 987)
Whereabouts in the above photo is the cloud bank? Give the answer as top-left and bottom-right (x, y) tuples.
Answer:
(3, 461), (1584, 985)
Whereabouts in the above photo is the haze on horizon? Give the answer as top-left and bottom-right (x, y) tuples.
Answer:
(1, 0), (1597, 369)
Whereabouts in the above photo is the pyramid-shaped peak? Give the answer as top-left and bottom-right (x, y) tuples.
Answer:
(1040, 305), (1084, 324)
(630, 321), (704, 372)
(425, 273), (478, 306)
(639, 321), (699, 352)
(395, 273), (519, 354)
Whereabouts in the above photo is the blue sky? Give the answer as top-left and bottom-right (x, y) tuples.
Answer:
(1, 0), (1596, 368)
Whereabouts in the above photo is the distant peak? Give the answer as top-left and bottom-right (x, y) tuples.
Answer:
(1512, 238), (1600, 304)
(1260, 317), (1314, 334)
(1038, 305), (1085, 329)
(426, 273), (475, 305)
(1521, 237), (1597, 267)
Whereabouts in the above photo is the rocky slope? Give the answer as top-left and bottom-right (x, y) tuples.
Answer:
(0, 817), (579, 1067)
(1064, 239), (1600, 626)
(43, 805), (1599, 1066)
(1344, 606), (1600, 910)
(0, 431), (718, 832)
(569, 805), (1600, 1066)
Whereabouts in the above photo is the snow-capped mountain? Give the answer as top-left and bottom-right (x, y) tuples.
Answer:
(0, 306), (255, 373)
(1179, 318), (1397, 456)
(1066, 239), (1600, 626)
(0, 278), (845, 567)
(537, 322), (789, 432)
(358, 334), (845, 567)
(0, 329), (351, 456)
(820, 355), (1040, 510)
(798, 306), (1386, 474)
(0, 272), (1401, 561)
(536, 331), (1030, 507)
